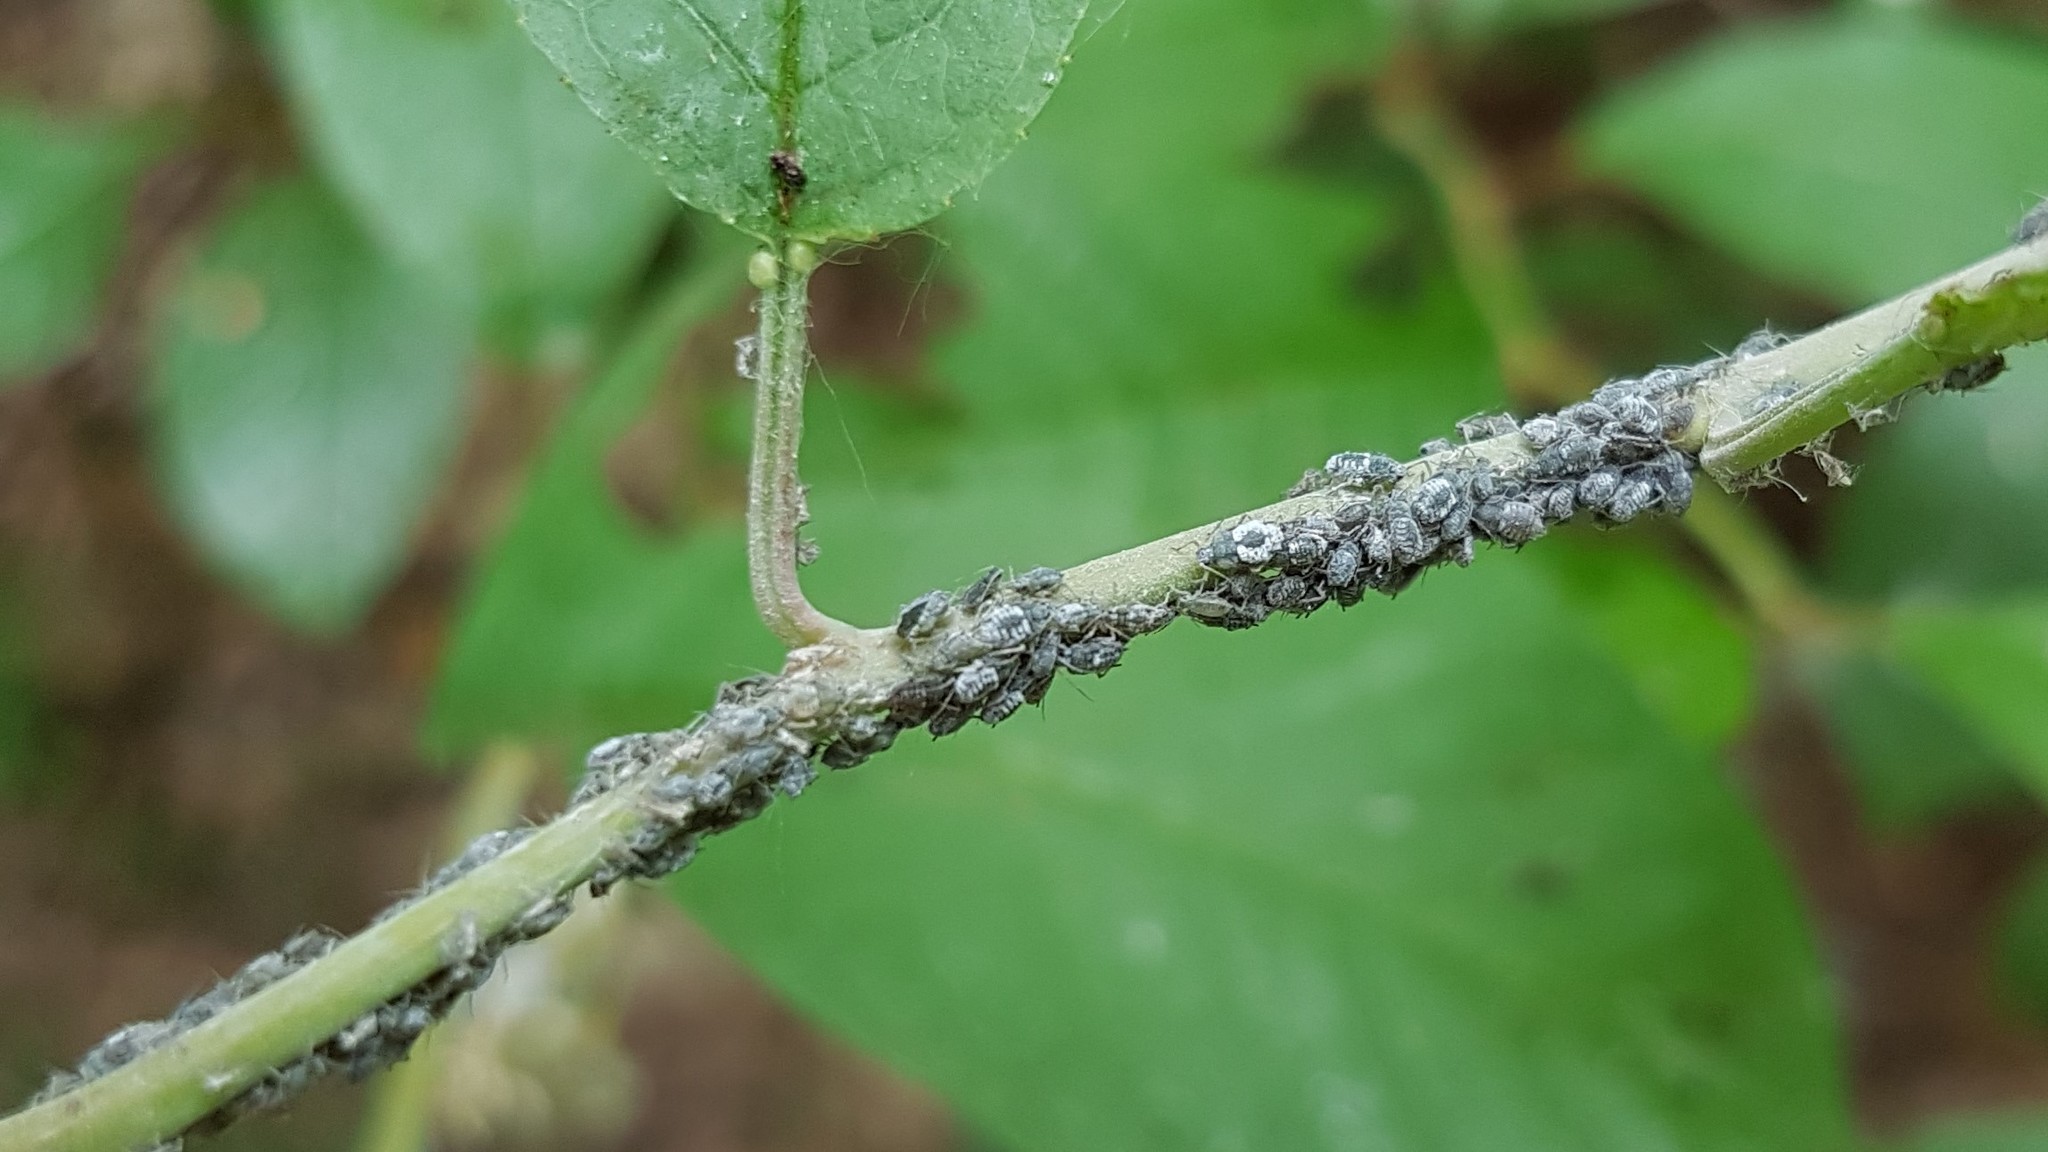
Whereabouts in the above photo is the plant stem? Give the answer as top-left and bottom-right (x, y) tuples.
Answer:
(6, 228), (2048, 1152)
(746, 244), (847, 646)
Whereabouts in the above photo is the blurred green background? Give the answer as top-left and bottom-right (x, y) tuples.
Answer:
(6, 0), (2048, 1149)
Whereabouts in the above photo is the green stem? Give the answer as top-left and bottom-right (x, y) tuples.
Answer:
(746, 243), (847, 646)
(0, 789), (651, 1152)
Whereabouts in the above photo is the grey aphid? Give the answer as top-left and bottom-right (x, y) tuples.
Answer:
(1231, 520), (1284, 566)
(1577, 469), (1620, 507)
(1478, 500), (1545, 544)
(1605, 479), (1655, 521)
(895, 591), (950, 640)
(1326, 542), (1361, 588)
(886, 675), (952, 725)
(1418, 437), (1455, 457)
(1519, 416), (1567, 449)
(1747, 385), (1795, 417)
(1456, 412), (1520, 441)
(928, 709), (971, 738)
(1531, 435), (1600, 478)
(1412, 476), (1460, 525)
(958, 566), (1005, 611)
(719, 744), (782, 786)
(1333, 500), (1374, 527)
(1050, 601), (1100, 633)
(1324, 451), (1403, 487)
(1931, 354), (2006, 393)
(1610, 395), (1661, 437)
(2018, 199), (2048, 244)
(1284, 531), (1329, 569)
(1656, 460), (1695, 512)
(1660, 399), (1696, 440)
(1012, 566), (1064, 595)
(1179, 592), (1234, 622)
(980, 690), (1026, 725)
(1449, 536), (1475, 567)
(1264, 575), (1310, 609)
(1636, 365), (1702, 396)
(975, 603), (1033, 648)
(1386, 511), (1429, 565)
(711, 704), (775, 742)
(1438, 497), (1471, 540)
(953, 661), (1001, 702)
(1536, 484), (1575, 521)
(1560, 401), (1610, 430)
(1062, 636), (1125, 673)
(1106, 603), (1175, 635)
(1359, 524), (1393, 568)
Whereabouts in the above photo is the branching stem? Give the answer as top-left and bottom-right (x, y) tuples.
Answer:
(746, 243), (849, 646)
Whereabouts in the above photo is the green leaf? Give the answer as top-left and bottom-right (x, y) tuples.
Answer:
(1826, 347), (2048, 599)
(1886, 599), (2048, 799)
(265, 0), (674, 366)
(1580, 10), (2048, 303)
(1997, 855), (2048, 1030)
(510, 0), (1093, 242)
(149, 176), (473, 634)
(0, 105), (151, 383)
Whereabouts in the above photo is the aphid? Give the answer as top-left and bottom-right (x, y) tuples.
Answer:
(769, 149), (807, 192)
(1449, 535), (1476, 567)
(1022, 632), (1062, 681)
(1635, 365), (1700, 396)
(1456, 412), (1520, 441)
(1604, 479), (1655, 521)
(1560, 401), (1611, 430)
(1359, 523), (1393, 568)
(1418, 437), (1455, 457)
(952, 660), (1002, 702)
(958, 566), (1005, 611)
(1326, 542), (1361, 588)
(1930, 354), (2006, 392)
(1411, 476), (1460, 525)
(1050, 601), (1100, 634)
(1231, 520), (1284, 566)
(718, 744), (782, 787)
(980, 690), (1026, 725)
(1655, 459), (1695, 512)
(1105, 603), (1175, 635)
(1536, 484), (1575, 521)
(775, 759), (817, 798)
(1061, 636), (1125, 673)
(927, 708), (970, 737)
(1659, 399), (1696, 440)
(1333, 500), (1374, 528)
(886, 675), (952, 725)
(895, 591), (950, 640)
(1576, 469), (1619, 507)
(2016, 199), (2048, 244)
(1386, 510), (1429, 565)
(1194, 538), (1239, 574)
(1747, 382), (1797, 416)
(1324, 451), (1403, 487)
(1530, 435), (1601, 479)
(1610, 395), (1661, 438)
(1519, 416), (1567, 449)
(1012, 566), (1064, 595)
(1264, 575), (1309, 609)
(1437, 497), (1471, 540)
(975, 603), (1033, 648)
(1477, 500), (1544, 545)
(1299, 511), (1341, 537)
(710, 704), (774, 742)
(1284, 530), (1329, 569)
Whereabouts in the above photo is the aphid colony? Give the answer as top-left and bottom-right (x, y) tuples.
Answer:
(33, 828), (578, 1147)
(1192, 369), (1705, 628)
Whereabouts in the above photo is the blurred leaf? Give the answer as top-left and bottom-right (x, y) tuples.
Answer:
(1437, 0), (1658, 38)
(1801, 644), (2020, 828)
(1539, 535), (1751, 749)
(511, 0), (1093, 242)
(0, 589), (31, 799)
(426, 241), (773, 751)
(265, 0), (674, 366)
(1827, 347), (2048, 599)
(1581, 10), (2048, 304)
(1886, 599), (2048, 798)
(150, 176), (472, 634)
(0, 106), (150, 383)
